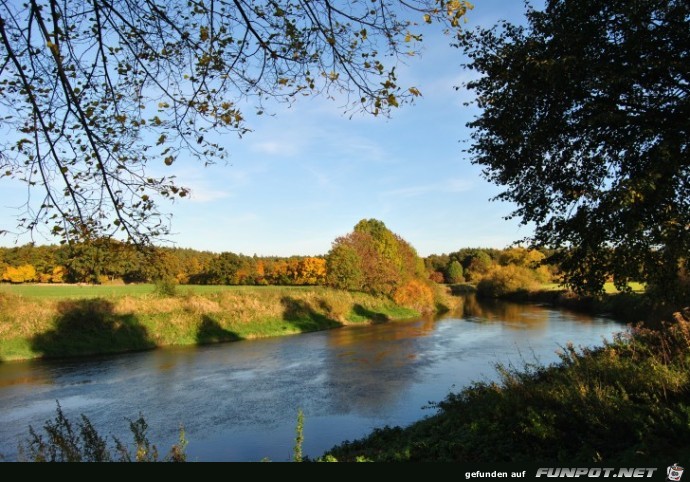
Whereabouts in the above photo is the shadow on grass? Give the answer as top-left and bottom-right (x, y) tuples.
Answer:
(31, 299), (155, 358)
(280, 296), (342, 332)
(196, 315), (241, 344)
(352, 304), (389, 323)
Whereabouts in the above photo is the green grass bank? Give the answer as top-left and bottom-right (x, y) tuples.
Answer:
(0, 284), (434, 361)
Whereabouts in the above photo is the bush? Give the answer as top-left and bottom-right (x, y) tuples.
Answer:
(428, 271), (445, 284)
(392, 279), (435, 312)
(476, 265), (540, 298)
(153, 277), (178, 297)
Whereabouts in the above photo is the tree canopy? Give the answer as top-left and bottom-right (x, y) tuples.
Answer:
(458, 0), (689, 302)
(326, 218), (425, 296)
(0, 0), (471, 243)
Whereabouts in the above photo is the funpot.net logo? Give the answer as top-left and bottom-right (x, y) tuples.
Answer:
(667, 464), (684, 482)
(534, 463), (685, 480)
(535, 468), (658, 478)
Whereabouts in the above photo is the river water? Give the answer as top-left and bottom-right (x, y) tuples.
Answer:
(0, 297), (624, 461)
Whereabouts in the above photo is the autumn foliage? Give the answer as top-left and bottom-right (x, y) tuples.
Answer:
(0, 243), (327, 287)
(2, 264), (37, 283)
(326, 219), (429, 298)
(392, 279), (435, 312)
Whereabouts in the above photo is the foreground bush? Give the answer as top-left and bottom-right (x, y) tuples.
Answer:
(18, 403), (186, 462)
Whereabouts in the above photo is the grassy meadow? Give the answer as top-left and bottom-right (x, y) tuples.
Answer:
(0, 283), (312, 299)
(0, 283), (437, 361)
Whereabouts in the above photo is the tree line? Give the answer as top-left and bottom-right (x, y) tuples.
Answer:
(0, 241), (327, 287)
(0, 219), (558, 300)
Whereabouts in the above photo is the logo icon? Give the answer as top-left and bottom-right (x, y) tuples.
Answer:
(668, 464), (684, 482)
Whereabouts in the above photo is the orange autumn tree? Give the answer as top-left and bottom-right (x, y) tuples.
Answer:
(1, 264), (37, 283)
(295, 258), (327, 285)
(326, 219), (434, 309)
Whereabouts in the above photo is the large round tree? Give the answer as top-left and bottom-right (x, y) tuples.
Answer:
(326, 219), (426, 296)
(458, 0), (689, 303)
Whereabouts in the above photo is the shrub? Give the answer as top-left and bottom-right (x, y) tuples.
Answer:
(392, 279), (435, 312)
(476, 265), (540, 298)
(428, 271), (445, 284)
(153, 276), (178, 297)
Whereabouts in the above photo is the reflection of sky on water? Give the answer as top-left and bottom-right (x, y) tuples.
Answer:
(0, 297), (623, 461)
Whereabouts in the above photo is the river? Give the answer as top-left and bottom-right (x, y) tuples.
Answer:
(0, 296), (624, 461)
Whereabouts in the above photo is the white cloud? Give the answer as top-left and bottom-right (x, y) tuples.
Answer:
(251, 139), (302, 156)
(188, 188), (231, 203)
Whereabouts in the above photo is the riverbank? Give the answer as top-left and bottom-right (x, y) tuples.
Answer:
(454, 277), (667, 325)
(0, 285), (456, 361)
(324, 307), (690, 462)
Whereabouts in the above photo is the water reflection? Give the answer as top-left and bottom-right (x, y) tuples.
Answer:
(462, 295), (600, 329)
(322, 319), (437, 414)
(0, 297), (624, 461)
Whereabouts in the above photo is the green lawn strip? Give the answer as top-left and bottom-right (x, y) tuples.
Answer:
(0, 283), (315, 299)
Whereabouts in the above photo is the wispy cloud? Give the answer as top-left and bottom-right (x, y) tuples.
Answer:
(251, 139), (303, 156)
(188, 188), (231, 203)
(163, 162), (258, 203)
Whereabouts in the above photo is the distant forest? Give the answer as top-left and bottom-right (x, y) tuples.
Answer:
(0, 239), (557, 290)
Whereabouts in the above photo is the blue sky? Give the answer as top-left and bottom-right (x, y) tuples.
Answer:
(0, 1), (541, 257)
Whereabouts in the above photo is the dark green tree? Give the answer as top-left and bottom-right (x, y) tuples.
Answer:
(458, 0), (689, 302)
(424, 253), (450, 273)
(0, 0), (471, 244)
(207, 252), (243, 285)
(446, 259), (464, 284)
(325, 243), (363, 291)
(463, 250), (492, 282)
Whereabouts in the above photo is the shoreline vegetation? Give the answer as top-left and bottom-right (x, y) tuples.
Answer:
(0, 284), (455, 361)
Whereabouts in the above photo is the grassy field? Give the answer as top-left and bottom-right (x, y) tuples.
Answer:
(0, 283), (316, 299)
(0, 283), (454, 361)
